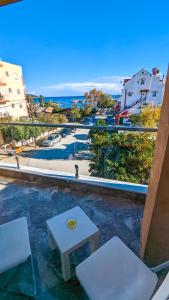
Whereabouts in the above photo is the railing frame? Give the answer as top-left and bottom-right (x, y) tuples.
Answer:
(0, 122), (158, 133)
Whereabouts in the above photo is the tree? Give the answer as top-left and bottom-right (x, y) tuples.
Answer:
(71, 105), (81, 120)
(89, 131), (156, 184)
(26, 95), (34, 118)
(97, 94), (115, 108)
(130, 106), (161, 128)
(96, 119), (107, 126)
(38, 112), (68, 124)
(45, 101), (60, 111)
(39, 95), (45, 107)
(80, 104), (93, 118)
(84, 89), (103, 101)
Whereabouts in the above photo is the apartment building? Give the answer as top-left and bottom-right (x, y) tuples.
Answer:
(0, 60), (28, 118)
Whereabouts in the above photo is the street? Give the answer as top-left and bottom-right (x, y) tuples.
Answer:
(0, 129), (91, 176)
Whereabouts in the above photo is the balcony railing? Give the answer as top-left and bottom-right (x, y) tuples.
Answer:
(0, 94), (8, 104)
(0, 122), (158, 185)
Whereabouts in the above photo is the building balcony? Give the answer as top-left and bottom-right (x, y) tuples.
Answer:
(0, 94), (7, 104)
(0, 82), (6, 86)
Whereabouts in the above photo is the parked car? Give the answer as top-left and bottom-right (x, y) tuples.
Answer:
(60, 128), (71, 138)
(0, 144), (23, 156)
(49, 133), (61, 139)
(74, 150), (95, 160)
(42, 134), (61, 147)
(71, 128), (77, 133)
(84, 117), (94, 126)
(122, 119), (132, 126)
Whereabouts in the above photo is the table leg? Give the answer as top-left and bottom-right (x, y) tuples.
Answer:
(61, 252), (71, 282)
(48, 230), (56, 250)
(90, 234), (100, 253)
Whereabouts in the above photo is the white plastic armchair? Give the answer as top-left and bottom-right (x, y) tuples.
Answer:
(0, 217), (36, 298)
(76, 236), (169, 300)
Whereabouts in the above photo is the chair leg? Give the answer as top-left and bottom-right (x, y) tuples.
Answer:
(0, 255), (37, 298)
(0, 287), (36, 299)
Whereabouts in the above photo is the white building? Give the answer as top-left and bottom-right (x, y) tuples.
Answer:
(119, 68), (165, 111)
(0, 60), (28, 119)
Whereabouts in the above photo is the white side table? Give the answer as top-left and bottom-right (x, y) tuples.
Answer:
(46, 206), (100, 282)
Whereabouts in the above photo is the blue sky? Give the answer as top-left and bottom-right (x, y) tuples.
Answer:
(0, 0), (168, 96)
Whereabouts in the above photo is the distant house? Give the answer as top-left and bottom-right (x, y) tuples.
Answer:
(119, 68), (165, 110)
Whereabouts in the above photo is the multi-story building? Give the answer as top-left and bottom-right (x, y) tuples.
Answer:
(0, 60), (28, 118)
(119, 68), (165, 110)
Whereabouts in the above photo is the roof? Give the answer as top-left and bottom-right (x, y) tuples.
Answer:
(123, 78), (131, 85)
(133, 68), (152, 78)
(45, 107), (54, 114)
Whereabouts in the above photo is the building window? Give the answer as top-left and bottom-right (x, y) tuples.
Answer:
(141, 78), (145, 85)
(12, 104), (15, 108)
(19, 104), (23, 108)
(13, 73), (18, 80)
(9, 88), (12, 93)
(17, 89), (21, 94)
(6, 71), (9, 77)
(152, 91), (158, 97)
(128, 91), (133, 97)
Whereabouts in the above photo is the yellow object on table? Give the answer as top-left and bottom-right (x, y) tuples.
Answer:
(67, 218), (77, 229)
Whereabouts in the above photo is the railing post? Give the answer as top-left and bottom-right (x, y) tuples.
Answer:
(15, 155), (20, 169)
(75, 164), (79, 179)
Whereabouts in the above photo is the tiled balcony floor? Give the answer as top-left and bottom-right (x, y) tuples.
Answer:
(0, 177), (144, 300)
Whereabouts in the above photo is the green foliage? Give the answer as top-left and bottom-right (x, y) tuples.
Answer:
(38, 112), (68, 124)
(130, 106), (161, 128)
(89, 131), (156, 184)
(1, 125), (45, 142)
(84, 88), (116, 108)
(96, 119), (107, 126)
(84, 89), (103, 100)
(1, 112), (67, 143)
(71, 105), (81, 120)
(80, 104), (93, 118)
(0, 116), (12, 123)
(45, 101), (60, 111)
(97, 94), (115, 108)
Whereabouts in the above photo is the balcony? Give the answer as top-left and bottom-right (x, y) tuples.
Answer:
(0, 82), (6, 87)
(0, 169), (145, 299)
(0, 121), (167, 299)
(0, 94), (7, 104)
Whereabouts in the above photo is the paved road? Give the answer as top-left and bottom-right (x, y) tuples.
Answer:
(21, 129), (90, 160)
(0, 129), (91, 176)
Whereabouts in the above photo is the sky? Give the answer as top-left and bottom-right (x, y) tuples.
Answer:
(0, 0), (168, 96)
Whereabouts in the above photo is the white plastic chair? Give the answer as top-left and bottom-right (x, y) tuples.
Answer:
(76, 236), (169, 300)
(0, 217), (36, 298)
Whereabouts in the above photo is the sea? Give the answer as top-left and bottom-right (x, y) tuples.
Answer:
(34, 95), (121, 109)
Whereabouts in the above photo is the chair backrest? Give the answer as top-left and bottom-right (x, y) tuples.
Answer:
(152, 272), (169, 300)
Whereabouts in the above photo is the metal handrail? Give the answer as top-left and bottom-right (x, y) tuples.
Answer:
(0, 122), (158, 133)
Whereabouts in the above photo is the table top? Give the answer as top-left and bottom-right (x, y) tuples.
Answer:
(47, 206), (99, 253)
